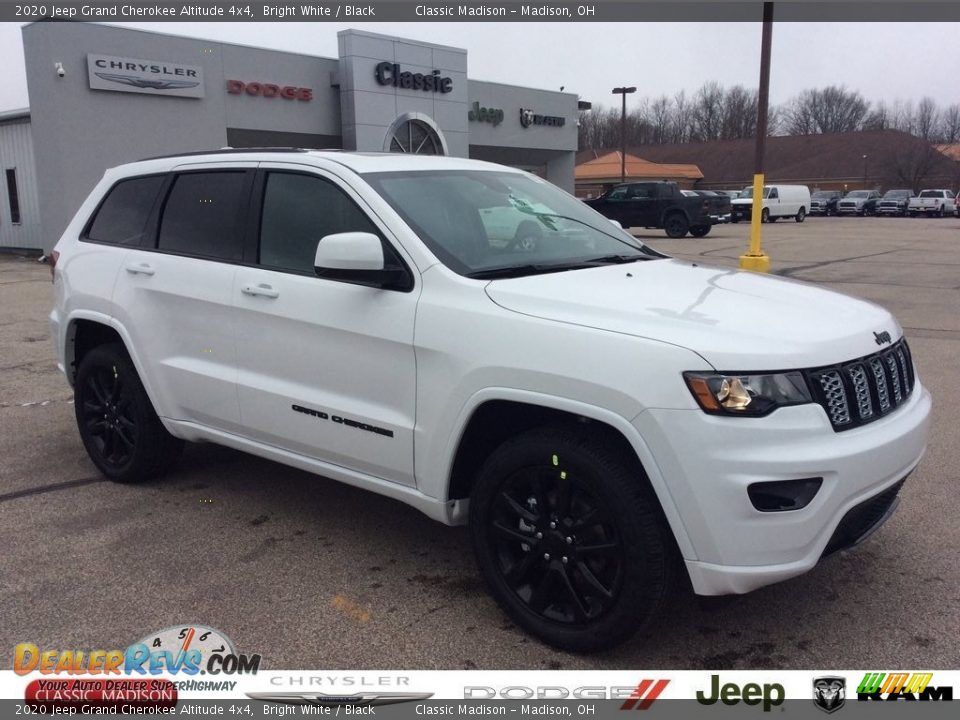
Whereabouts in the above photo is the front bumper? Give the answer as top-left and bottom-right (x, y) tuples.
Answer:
(633, 382), (931, 595)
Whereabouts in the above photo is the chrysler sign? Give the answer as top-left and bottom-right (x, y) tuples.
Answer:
(87, 54), (205, 98)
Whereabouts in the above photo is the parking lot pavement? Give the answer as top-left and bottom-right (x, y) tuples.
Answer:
(1, 215), (958, 670)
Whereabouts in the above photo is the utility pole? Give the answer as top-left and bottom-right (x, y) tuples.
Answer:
(740, 2), (774, 273)
(863, 154), (868, 188)
(612, 86), (636, 184)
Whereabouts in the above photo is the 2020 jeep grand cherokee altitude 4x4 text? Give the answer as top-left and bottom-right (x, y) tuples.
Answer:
(50, 150), (931, 652)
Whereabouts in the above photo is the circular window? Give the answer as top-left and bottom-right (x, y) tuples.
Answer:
(383, 113), (448, 155)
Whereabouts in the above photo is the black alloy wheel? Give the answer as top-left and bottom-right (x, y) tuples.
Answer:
(75, 343), (183, 483)
(80, 363), (138, 470)
(470, 427), (675, 652)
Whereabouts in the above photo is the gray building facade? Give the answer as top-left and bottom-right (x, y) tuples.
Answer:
(16, 23), (579, 253)
(0, 109), (40, 250)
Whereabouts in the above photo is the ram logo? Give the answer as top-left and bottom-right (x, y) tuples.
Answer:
(813, 677), (845, 714)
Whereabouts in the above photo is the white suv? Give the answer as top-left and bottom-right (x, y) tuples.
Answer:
(50, 150), (931, 651)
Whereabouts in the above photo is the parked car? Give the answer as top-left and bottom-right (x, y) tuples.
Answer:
(837, 190), (882, 216)
(875, 189), (914, 217)
(730, 184), (811, 223)
(49, 149), (930, 652)
(908, 189), (957, 217)
(692, 190), (733, 224)
(585, 181), (716, 237)
(809, 190), (841, 216)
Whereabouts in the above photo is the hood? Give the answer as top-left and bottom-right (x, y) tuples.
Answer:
(485, 259), (900, 370)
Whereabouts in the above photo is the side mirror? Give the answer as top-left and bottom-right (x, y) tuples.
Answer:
(314, 232), (410, 290)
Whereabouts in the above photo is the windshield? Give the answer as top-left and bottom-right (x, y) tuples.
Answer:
(737, 187), (774, 199)
(812, 191), (834, 199)
(846, 191), (870, 198)
(883, 190), (911, 198)
(364, 169), (662, 277)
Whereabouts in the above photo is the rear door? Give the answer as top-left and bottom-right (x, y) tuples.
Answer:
(232, 163), (419, 485)
(111, 163), (255, 432)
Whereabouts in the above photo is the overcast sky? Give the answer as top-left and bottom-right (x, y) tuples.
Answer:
(1, 21), (959, 112)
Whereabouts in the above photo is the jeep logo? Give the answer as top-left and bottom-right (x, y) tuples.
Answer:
(697, 675), (785, 712)
(874, 330), (892, 345)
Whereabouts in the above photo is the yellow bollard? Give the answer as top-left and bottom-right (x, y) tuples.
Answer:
(739, 172), (770, 272)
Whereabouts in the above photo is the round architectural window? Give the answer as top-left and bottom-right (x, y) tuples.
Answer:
(383, 113), (448, 155)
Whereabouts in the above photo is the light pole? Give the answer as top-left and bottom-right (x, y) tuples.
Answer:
(612, 86), (636, 184)
(863, 154), (868, 189)
(739, 1), (774, 274)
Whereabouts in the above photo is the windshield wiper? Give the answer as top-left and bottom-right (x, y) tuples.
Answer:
(582, 254), (653, 264)
(465, 255), (653, 280)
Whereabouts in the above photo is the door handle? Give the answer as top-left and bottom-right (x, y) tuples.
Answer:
(241, 283), (280, 299)
(125, 263), (155, 276)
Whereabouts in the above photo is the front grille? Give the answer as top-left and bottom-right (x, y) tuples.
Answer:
(822, 477), (907, 556)
(806, 339), (915, 432)
(839, 202), (856, 209)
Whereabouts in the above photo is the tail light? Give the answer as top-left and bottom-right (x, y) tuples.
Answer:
(48, 250), (60, 282)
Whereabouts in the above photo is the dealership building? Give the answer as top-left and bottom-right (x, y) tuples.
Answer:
(0, 22), (580, 253)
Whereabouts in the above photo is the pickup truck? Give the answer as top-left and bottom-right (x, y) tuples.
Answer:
(908, 189), (957, 217)
(585, 181), (718, 238)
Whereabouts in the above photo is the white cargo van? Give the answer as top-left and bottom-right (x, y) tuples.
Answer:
(731, 184), (812, 223)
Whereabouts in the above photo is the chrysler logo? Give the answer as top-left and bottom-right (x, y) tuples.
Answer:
(247, 692), (433, 707)
(94, 72), (200, 91)
(873, 330), (892, 345)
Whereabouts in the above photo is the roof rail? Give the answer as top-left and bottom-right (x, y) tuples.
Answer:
(138, 147), (334, 162)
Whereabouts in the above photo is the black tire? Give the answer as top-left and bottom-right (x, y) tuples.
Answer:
(689, 224), (711, 238)
(795, 207), (806, 223)
(663, 213), (689, 238)
(74, 343), (183, 483)
(910, 211), (917, 218)
(760, 208), (770, 223)
(937, 205), (944, 218)
(469, 427), (676, 652)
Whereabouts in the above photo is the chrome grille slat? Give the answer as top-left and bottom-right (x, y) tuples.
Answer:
(808, 339), (914, 432)
(848, 364), (874, 420)
(870, 358), (891, 412)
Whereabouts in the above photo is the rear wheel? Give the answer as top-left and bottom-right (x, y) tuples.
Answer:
(74, 343), (183, 483)
(689, 224), (711, 238)
(470, 427), (676, 652)
(795, 207), (806, 223)
(937, 205), (944, 218)
(663, 213), (689, 238)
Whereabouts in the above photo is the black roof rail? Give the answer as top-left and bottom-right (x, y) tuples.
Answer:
(137, 147), (340, 162)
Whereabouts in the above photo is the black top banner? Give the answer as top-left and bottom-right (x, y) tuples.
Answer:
(4, 1), (960, 22)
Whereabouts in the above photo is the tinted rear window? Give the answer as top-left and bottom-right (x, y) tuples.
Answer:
(86, 176), (165, 245)
(919, 190), (941, 198)
(158, 172), (248, 261)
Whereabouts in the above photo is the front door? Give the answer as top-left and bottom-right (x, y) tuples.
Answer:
(232, 165), (419, 485)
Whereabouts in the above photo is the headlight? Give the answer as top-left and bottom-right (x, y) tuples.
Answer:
(683, 371), (812, 417)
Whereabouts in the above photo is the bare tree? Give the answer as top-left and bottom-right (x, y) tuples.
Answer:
(938, 103), (960, 143)
(863, 101), (890, 131)
(719, 85), (757, 139)
(670, 90), (692, 144)
(783, 86), (869, 134)
(691, 82), (724, 141)
(915, 97), (940, 140)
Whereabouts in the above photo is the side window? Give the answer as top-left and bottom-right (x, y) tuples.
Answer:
(768, 188), (779, 199)
(258, 172), (383, 275)
(85, 175), (165, 245)
(157, 171), (248, 261)
(606, 186), (628, 201)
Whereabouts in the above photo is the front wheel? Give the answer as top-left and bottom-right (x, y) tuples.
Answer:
(795, 207), (806, 223)
(689, 224), (711, 238)
(663, 213), (689, 238)
(760, 208), (770, 223)
(469, 427), (676, 652)
(74, 343), (183, 483)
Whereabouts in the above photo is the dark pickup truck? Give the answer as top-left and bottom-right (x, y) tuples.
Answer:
(584, 181), (721, 238)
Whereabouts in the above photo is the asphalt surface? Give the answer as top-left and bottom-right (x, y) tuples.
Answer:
(1, 215), (958, 670)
